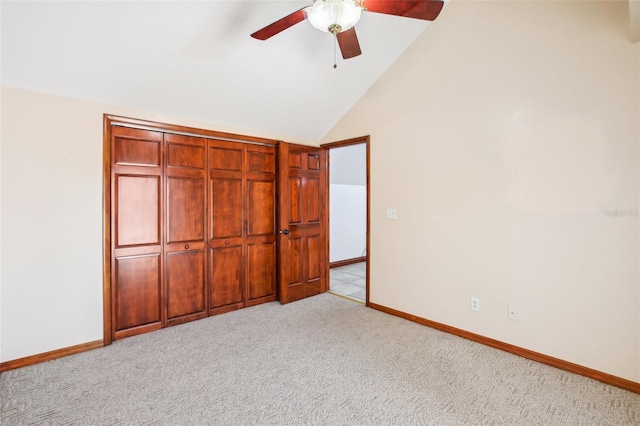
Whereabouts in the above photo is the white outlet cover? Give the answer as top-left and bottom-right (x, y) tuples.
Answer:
(470, 297), (480, 312)
(386, 208), (397, 220)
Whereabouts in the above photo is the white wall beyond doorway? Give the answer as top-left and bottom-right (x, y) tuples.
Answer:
(329, 144), (367, 263)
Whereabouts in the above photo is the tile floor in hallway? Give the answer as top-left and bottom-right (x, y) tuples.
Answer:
(329, 262), (366, 302)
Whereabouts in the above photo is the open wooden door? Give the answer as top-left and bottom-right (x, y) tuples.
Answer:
(277, 142), (328, 304)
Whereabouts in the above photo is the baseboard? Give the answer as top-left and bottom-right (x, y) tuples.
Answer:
(0, 340), (104, 373)
(330, 256), (366, 268)
(368, 302), (640, 395)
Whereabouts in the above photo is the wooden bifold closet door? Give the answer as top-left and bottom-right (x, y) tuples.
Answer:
(164, 133), (207, 327)
(110, 126), (276, 340)
(208, 140), (277, 315)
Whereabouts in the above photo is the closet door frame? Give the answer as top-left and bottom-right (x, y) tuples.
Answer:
(103, 114), (278, 346)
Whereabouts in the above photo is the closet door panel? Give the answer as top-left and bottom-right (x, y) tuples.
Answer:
(246, 242), (276, 303)
(210, 146), (242, 172)
(111, 126), (164, 340)
(167, 141), (205, 169)
(210, 177), (243, 239)
(209, 140), (245, 315)
(247, 149), (276, 174)
(167, 250), (206, 322)
(245, 144), (277, 304)
(114, 128), (161, 167)
(166, 177), (205, 243)
(247, 179), (275, 237)
(164, 134), (207, 325)
(115, 175), (161, 247)
(115, 254), (162, 331)
(210, 246), (243, 311)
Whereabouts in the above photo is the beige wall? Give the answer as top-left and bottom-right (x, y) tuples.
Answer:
(637, 0), (640, 379)
(324, 1), (640, 381)
(1, 87), (104, 361)
(0, 86), (315, 363)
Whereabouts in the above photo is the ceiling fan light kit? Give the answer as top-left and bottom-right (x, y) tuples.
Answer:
(308, 0), (362, 35)
(251, 0), (445, 61)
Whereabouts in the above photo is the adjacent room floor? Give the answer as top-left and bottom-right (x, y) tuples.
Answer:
(329, 262), (366, 302)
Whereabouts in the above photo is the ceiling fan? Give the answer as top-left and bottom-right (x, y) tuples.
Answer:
(251, 0), (444, 61)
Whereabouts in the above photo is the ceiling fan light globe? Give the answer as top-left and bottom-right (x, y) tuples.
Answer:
(308, 0), (362, 34)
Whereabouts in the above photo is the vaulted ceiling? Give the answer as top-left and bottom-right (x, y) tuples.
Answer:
(1, 1), (440, 142)
(3, 1), (637, 142)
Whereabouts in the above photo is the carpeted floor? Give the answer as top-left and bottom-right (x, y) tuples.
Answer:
(2, 293), (639, 425)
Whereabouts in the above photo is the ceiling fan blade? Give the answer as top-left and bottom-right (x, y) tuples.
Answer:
(337, 28), (362, 59)
(251, 8), (309, 40)
(362, 0), (444, 21)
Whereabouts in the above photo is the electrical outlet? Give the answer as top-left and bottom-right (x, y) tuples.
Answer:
(508, 305), (519, 321)
(386, 208), (397, 220)
(470, 297), (480, 312)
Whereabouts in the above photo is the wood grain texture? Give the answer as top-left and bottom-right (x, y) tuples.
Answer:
(247, 150), (276, 174)
(368, 302), (640, 395)
(166, 250), (206, 320)
(210, 146), (243, 172)
(164, 133), (208, 326)
(210, 177), (243, 238)
(247, 242), (276, 301)
(0, 340), (104, 372)
(208, 140), (277, 312)
(111, 126), (165, 338)
(116, 175), (161, 246)
(251, 8), (309, 40)
(104, 115), (279, 346)
(104, 115), (280, 146)
(278, 143), (328, 304)
(166, 177), (205, 243)
(210, 245), (244, 309)
(166, 137), (205, 169)
(115, 254), (162, 331)
(247, 180), (275, 236)
(363, 0), (444, 21)
(337, 27), (362, 59)
(103, 116), (113, 346)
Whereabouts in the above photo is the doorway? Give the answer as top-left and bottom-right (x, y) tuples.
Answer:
(321, 137), (370, 305)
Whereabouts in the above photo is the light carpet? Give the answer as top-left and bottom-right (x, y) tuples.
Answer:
(1, 293), (639, 425)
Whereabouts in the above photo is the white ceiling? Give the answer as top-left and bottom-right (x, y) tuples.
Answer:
(1, 0), (437, 142)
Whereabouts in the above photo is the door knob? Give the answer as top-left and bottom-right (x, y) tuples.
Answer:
(184, 244), (189, 249)
(280, 229), (290, 235)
